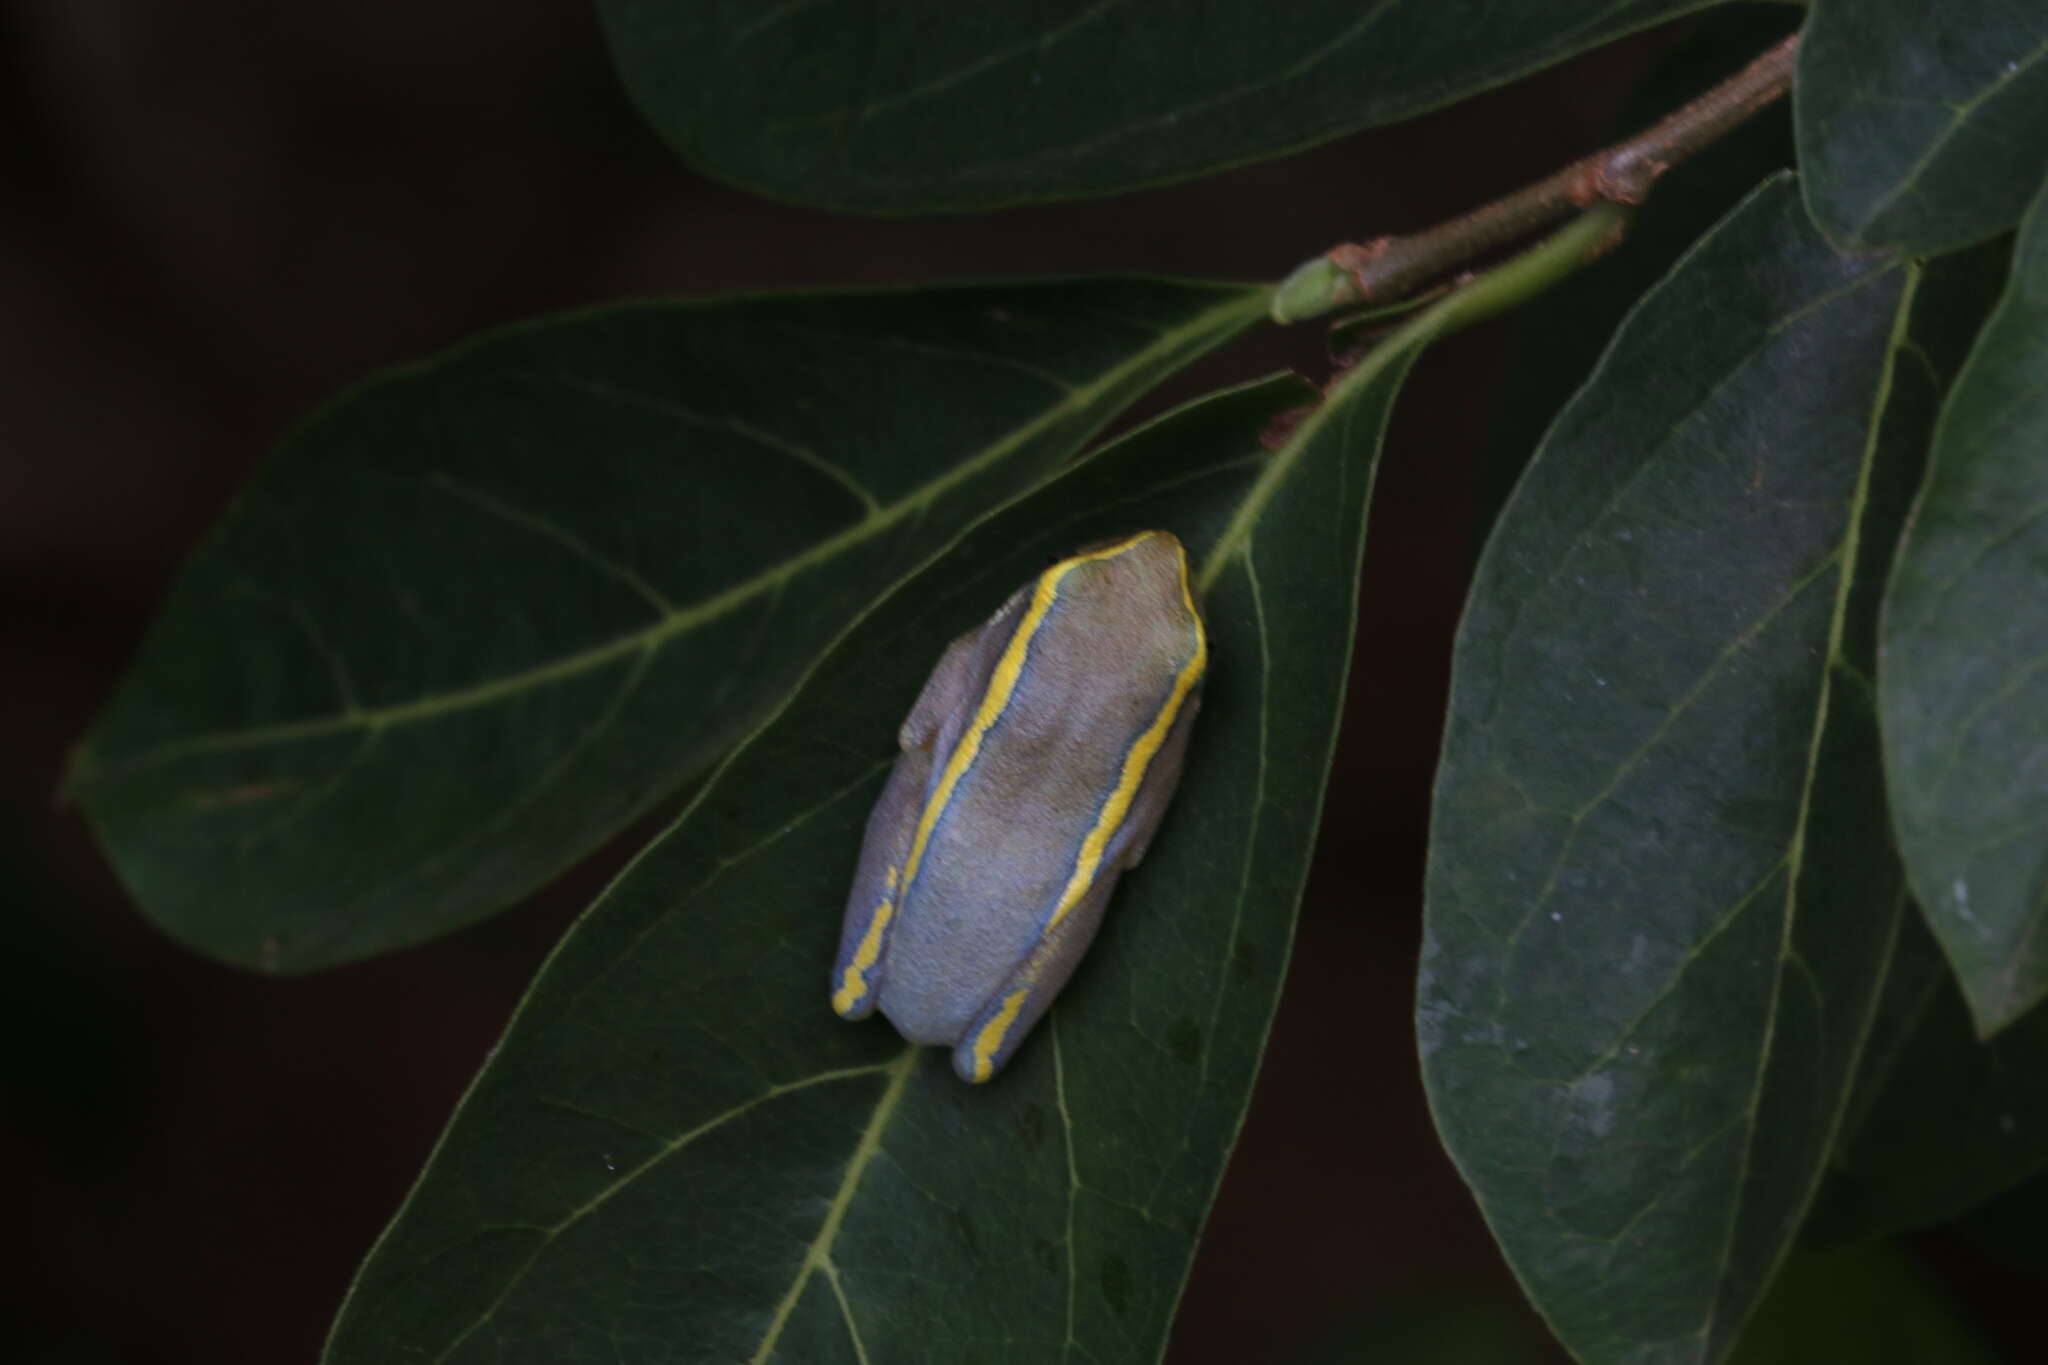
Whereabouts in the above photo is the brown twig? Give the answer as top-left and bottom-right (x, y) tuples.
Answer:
(1272, 32), (1799, 323)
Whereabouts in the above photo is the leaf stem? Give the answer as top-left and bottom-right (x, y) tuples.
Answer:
(1270, 32), (1800, 324)
(1202, 202), (1628, 592)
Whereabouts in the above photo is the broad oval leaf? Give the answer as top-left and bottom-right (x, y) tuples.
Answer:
(1421, 176), (1925, 1365)
(1883, 175), (2048, 1034)
(67, 279), (1264, 972)
(597, 0), (1716, 213)
(1797, 0), (2048, 251)
(322, 356), (1410, 1362)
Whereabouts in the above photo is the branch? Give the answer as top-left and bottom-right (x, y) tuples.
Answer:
(1271, 32), (1799, 324)
(1206, 203), (1631, 589)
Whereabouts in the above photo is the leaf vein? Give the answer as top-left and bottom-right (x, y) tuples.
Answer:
(428, 1059), (902, 1365)
(748, 1048), (918, 1364)
(539, 373), (880, 516)
(77, 291), (1260, 785)
(426, 469), (678, 614)
(1489, 546), (1845, 1004)
(1850, 30), (2048, 238)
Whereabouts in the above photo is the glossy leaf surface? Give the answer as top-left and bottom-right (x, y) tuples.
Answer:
(324, 355), (1408, 1362)
(68, 280), (1263, 972)
(597, 0), (1716, 212)
(1883, 176), (2048, 1035)
(1798, 0), (2048, 251)
(1422, 177), (1928, 1364)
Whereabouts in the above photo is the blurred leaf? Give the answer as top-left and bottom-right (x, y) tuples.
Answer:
(1797, 0), (2048, 251)
(324, 350), (1410, 1362)
(1883, 176), (2048, 1035)
(1808, 912), (2048, 1245)
(1953, 1161), (2048, 1275)
(1725, 1245), (2002, 1365)
(1292, 1293), (1551, 1365)
(68, 280), (1264, 972)
(597, 0), (1719, 213)
(1421, 176), (1932, 1364)
(0, 807), (152, 1174)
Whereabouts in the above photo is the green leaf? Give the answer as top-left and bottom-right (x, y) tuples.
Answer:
(1807, 913), (2048, 1244)
(1797, 0), (2048, 251)
(1421, 176), (1929, 1365)
(1883, 176), (2048, 1035)
(67, 280), (1264, 973)
(322, 352), (1406, 1362)
(597, 0), (1718, 213)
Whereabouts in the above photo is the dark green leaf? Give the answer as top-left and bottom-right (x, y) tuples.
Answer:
(67, 280), (1264, 972)
(1883, 176), (2048, 1035)
(323, 352), (1407, 1362)
(1797, 0), (2048, 251)
(1421, 176), (1925, 1365)
(1808, 913), (2048, 1244)
(597, 0), (1717, 213)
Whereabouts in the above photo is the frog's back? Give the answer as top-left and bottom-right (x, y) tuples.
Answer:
(877, 533), (1202, 1045)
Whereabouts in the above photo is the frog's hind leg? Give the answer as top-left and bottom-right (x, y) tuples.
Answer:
(831, 746), (932, 1021)
(949, 693), (1201, 1081)
(949, 872), (1119, 1083)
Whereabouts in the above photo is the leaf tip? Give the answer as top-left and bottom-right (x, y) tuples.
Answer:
(1965, 978), (2047, 1043)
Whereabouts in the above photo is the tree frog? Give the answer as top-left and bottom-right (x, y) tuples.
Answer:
(830, 530), (1206, 1082)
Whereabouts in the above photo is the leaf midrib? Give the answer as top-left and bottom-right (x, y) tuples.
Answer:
(1695, 258), (1922, 1361)
(421, 1055), (912, 1365)
(747, 1049), (918, 1365)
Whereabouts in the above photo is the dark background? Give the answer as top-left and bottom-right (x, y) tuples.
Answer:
(3, 3), (2017, 1361)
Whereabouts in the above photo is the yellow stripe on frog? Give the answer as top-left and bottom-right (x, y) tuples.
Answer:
(967, 988), (1032, 1082)
(832, 864), (898, 1016)
(896, 533), (1162, 900)
(1043, 544), (1206, 934)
